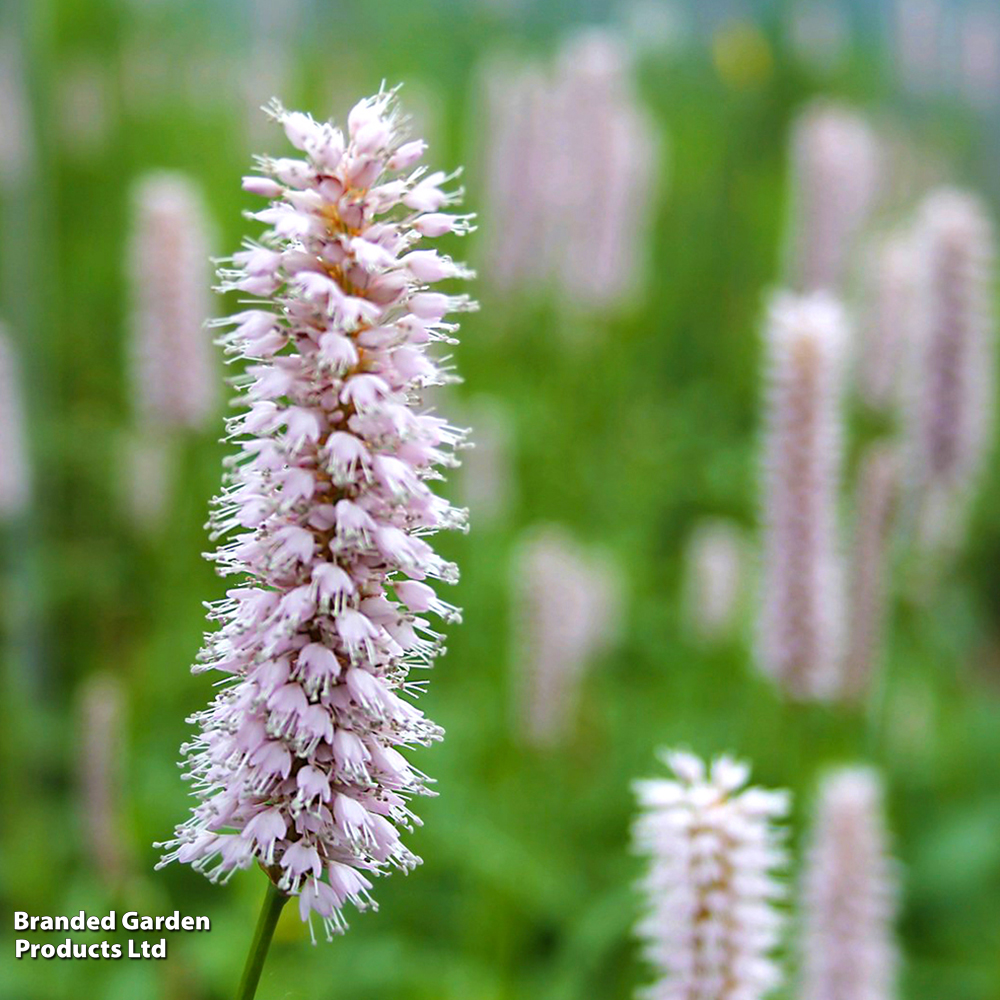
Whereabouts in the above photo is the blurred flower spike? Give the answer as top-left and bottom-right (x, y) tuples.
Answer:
(758, 291), (847, 700)
(800, 767), (898, 1000)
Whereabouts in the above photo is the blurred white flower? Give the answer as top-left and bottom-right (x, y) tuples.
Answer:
(894, 0), (942, 95)
(57, 57), (112, 158)
(959, 7), (1000, 107)
(0, 35), (34, 186)
(78, 673), (131, 888)
(789, 0), (850, 75)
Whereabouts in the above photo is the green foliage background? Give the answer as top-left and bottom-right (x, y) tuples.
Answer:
(2, 1), (1000, 998)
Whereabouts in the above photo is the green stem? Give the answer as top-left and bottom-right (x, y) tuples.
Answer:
(236, 879), (289, 1000)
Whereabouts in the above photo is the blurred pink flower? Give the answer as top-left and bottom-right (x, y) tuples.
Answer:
(157, 92), (475, 939)
(758, 291), (847, 699)
(547, 30), (662, 310)
(128, 172), (216, 430)
(633, 750), (790, 1000)
(905, 188), (995, 552)
(858, 231), (919, 412)
(786, 101), (880, 294)
(0, 327), (29, 518)
(78, 673), (131, 888)
(843, 445), (898, 701)
(800, 768), (897, 1000)
(476, 30), (661, 312)
(511, 525), (622, 747)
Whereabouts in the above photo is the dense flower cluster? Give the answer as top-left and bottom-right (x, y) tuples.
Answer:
(156, 92), (475, 939)
(633, 751), (790, 1000)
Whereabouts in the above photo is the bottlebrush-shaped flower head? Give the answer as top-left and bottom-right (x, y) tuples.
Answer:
(0, 326), (29, 518)
(758, 291), (847, 699)
(633, 750), (790, 1000)
(787, 101), (880, 293)
(155, 91), (475, 940)
(906, 188), (995, 546)
(799, 767), (897, 1000)
(128, 172), (216, 429)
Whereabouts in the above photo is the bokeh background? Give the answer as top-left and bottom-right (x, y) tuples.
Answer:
(2, 0), (1000, 998)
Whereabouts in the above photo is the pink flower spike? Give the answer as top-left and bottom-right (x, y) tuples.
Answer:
(157, 92), (475, 933)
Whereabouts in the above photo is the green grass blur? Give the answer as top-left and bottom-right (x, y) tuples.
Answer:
(2, 1), (1000, 998)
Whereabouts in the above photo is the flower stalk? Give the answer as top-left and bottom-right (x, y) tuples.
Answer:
(236, 879), (290, 1000)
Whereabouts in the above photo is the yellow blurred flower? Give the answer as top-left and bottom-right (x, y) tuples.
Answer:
(713, 21), (774, 89)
